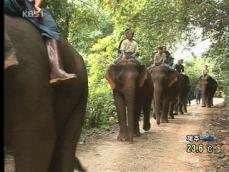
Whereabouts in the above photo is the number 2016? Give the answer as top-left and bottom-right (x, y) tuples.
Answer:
(186, 143), (204, 153)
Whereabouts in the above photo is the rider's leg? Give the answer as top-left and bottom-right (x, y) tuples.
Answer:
(4, 31), (19, 69)
(45, 38), (76, 84)
(130, 54), (141, 64)
(114, 53), (122, 64)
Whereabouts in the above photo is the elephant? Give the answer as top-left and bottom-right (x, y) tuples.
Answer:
(199, 75), (218, 107)
(149, 66), (180, 125)
(173, 74), (191, 115)
(4, 15), (88, 172)
(105, 60), (153, 142)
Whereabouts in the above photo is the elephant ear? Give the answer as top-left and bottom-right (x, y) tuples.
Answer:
(105, 65), (117, 90)
(138, 65), (148, 87)
(168, 72), (179, 87)
(4, 31), (19, 69)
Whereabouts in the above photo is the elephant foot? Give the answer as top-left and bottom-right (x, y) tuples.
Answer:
(152, 113), (156, 119)
(117, 132), (129, 142)
(143, 122), (151, 131)
(156, 119), (160, 125)
(161, 118), (168, 123)
(173, 112), (178, 115)
(74, 157), (86, 172)
(169, 115), (174, 119)
(133, 131), (141, 137)
(179, 112), (184, 115)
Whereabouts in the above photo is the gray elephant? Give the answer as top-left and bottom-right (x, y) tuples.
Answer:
(105, 60), (153, 142)
(199, 75), (218, 107)
(149, 66), (180, 124)
(171, 74), (191, 116)
(4, 15), (88, 172)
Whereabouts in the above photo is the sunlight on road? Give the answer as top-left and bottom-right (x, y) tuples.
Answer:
(189, 97), (224, 107)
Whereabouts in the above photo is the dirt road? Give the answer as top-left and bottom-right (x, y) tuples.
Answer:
(76, 98), (228, 172)
(5, 98), (229, 172)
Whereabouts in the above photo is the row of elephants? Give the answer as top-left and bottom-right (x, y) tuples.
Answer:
(105, 60), (218, 142)
(4, 16), (217, 172)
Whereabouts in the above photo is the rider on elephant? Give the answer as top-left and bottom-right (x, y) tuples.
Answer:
(114, 29), (140, 64)
(163, 46), (174, 67)
(174, 59), (185, 73)
(152, 46), (167, 66)
(4, 0), (76, 84)
(202, 65), (209, 78)
(116, 28), (130, 54)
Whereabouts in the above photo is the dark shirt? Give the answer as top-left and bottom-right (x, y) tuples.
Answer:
(194, 87), (201, 96)
(174, 64), (184, 73)
(164, 51), (171, 58)
(164, 50), (174, 66)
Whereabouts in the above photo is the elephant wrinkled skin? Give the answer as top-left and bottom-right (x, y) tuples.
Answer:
(4, 15), (88, 172)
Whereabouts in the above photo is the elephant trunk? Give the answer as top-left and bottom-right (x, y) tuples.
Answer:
(153, 83), (163, 125)
(124, 86), (135, 142)
(201, 85), (207, 106)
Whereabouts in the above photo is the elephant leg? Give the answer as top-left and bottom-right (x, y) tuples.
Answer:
(143, 98), (151, 131)
(201, 95), (206, 107)
(178, 97), (184, 114)
(113, 93), (128, 141)
(133, 105), (141, 137)
(48, 92), (87, 172)
(12, 129), (56, 172)
(5, 82), (56, 172)
(211, 96), (214, 107)
(183, 103), (187, 113)
(169, 102), (174, 119)
(9, 109), (56, 172)
(161, 101), (169, 123)
(152, 100), (156, 119)
(73, 157), (86, 172)
(178, 102), (184, 115)
(209, 93), (214, 107)
(207, 96), (211, 107)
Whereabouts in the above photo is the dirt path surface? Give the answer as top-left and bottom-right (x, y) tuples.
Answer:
(76, 98), (228, 172)
(4, 98), (229, 172)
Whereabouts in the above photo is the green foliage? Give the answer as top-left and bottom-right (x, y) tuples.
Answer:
(184, 58), (215, 90)
(43, 0), (114, 53)
(84, 35), (118, 129)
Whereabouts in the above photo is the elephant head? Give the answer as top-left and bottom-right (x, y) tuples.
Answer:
(150, 66), (179, 125)
(105, 62), (148, 142)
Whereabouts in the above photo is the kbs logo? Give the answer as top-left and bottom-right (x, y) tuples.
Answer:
(22, 9), (44, 18)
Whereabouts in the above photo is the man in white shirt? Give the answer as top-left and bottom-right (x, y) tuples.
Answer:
(153, 46), (166, 66)
(203, 65), (209, 75)
(114, 29), (140, 64)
